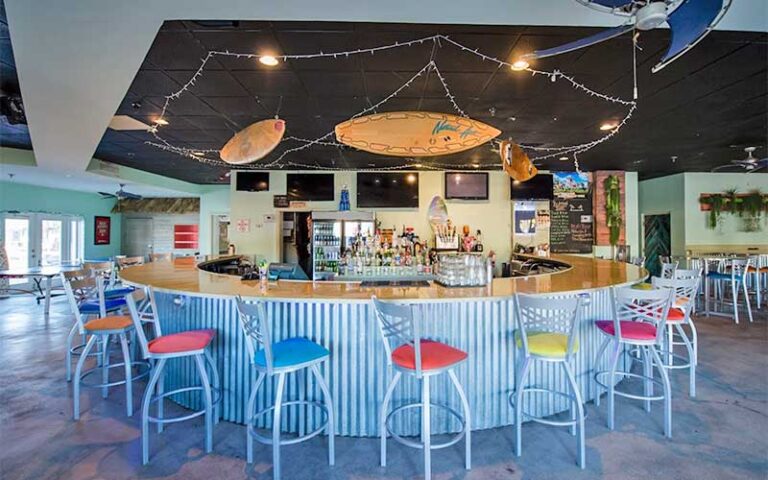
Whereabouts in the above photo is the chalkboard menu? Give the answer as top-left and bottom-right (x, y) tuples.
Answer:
(550, 172), (594, 253)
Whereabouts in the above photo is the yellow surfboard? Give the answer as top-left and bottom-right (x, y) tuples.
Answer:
(335, 112), (501, 157)
(220, 119), (286, 165)
(500, 140), (538, 182)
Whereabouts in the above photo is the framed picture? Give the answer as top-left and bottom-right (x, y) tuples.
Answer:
(94, 216), (111, 245)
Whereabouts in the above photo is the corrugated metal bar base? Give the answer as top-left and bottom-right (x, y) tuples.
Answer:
(156, 290), (628, 437)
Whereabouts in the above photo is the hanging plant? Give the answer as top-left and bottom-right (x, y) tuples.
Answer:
(700, 194), (725, 229)
(699, 189), (767, 231)
(603, 175), (622, 246)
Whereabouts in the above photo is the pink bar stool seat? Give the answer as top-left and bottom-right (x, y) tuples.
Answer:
(148, 329), (216, 354)
(595, 320), (657, 341)
(392, 339), (468, 371)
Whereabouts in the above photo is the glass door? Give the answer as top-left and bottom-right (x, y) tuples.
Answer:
(0, 213), (85, 276)
(2, 215), (31, 285)
(40, 218), (63, 266)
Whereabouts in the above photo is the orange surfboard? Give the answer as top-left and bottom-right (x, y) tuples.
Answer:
(220, 119), (286, 165)
(500, 140), (538, 182)
(334, 111), (501, 157)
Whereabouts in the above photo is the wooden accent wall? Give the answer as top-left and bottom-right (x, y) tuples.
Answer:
(113, 197), (200, 214)
(593, 171), (626, 247)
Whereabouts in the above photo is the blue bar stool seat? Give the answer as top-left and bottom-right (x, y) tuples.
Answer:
(236, 297), (335, 480)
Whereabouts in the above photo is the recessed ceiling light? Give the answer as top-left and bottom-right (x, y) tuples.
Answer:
(600, 121), (618, 131)
(559, 156), (568, 161)
(154, 118), (169, 126)
(406, 174), (417, 184)
(511, 59), (529, 71)
(513, 180), (521, 185)
(259, 55), (279, 66)
(472, 164), (480, 169)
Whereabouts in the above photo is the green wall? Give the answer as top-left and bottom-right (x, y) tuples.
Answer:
(0, 181), (122, 258)
(638, 174), (686, 256)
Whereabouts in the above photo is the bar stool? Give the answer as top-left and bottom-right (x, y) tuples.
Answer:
(371, 296), (471, 480)
(62, 270), (127, 382)
(84, 260), (135, 299)
(706, 258), (753, 324)
(746, 255), (767, 310)
(660, 261), (678, 279)
(117, 255), (145, 269)
(511, 293), (586, 468)
(674, 268), (703, 313)
(594, 286), (675, 438)
(235, 296), (335, 480)
(125, 290), (220, 465)
(66, 278), (150, 420)
(653, 276), (700, 397)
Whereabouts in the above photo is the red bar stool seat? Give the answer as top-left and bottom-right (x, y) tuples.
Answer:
(148, 329), (216, 354)
(595, 320), (657, 341)
(391, 339), (468, 371)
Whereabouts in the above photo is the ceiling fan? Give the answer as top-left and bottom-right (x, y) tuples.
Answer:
(521, 0), (732, 73)
(711, 147), (768, 173)
(98, 183), (142, 200)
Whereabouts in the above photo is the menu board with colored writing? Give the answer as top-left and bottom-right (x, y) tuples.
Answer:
(550, 172), (594, 253)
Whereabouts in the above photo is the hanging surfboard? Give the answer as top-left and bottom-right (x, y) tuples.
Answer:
(220, 119), (286, 165)
(500, 140), (538, 182)
(335, 111), (501, 157)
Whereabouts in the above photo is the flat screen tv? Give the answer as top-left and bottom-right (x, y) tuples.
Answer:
(357, 172), (419, 208)
(510, 174), (554, 200)
(287, 173), (335, 201)
(235, 172), (270, 192)
(444, 172), (488, 200)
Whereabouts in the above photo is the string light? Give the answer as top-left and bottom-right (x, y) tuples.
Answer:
(147, 33), (637, 172)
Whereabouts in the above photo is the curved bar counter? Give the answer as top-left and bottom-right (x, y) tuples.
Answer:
(120, 255), (645, 437)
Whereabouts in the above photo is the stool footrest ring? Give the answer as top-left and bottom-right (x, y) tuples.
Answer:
(248, 400), (329, 446)
(385, 402), (466, 451)
(595, 370), (666, 401)
(147, 386), (222, 425)
(630, 349), (692, 370)
(79, 361), (150, 388)
(508, 387), (586, 427)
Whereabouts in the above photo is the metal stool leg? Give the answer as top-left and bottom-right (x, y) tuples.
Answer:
(649, 345), (672, 438)
(448, 369), (471, 470)
(743, 281), (754, 323)
(732, 281), (740, 324)
(312, 363), (335, 466)
(245, 371), (266, 464)
(563, 362), (586, 469)
(514, 356), (532, 457)
(73, 335), (98, 420)
(101, 335), (111, 399)
(606, 341), (621, 431)
(689, 320), (698, 366)
(204, 349), (221, 424)
(593, 337), (610, 407)
(119, 333), (133, 417)
(66, 322), (78, 382)
(380, 371), (401, 467)
(156, 360), (164, 433)
(142, 358), (166, 465)
(421, 374), (432, 480)
(193, 354), (213, 454)
(641, 345), (653, 413)
(675, 323), (696, 397)
(272, 372), (287, 480)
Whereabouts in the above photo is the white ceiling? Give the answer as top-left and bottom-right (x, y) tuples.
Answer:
(4, 0), (767, 192)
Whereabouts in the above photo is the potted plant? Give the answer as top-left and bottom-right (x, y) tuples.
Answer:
(603, 175), (622, 258)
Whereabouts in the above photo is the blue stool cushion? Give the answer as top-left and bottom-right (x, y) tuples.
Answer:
(707, 272), (740, 281)
(104, 286), (135, 298)
(255, 337), (329, 369)
(79, 298), (126, 313)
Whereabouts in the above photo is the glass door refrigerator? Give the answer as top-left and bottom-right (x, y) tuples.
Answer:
(311, 211), (375, 280)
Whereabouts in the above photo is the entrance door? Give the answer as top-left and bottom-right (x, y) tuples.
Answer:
(2, 215), (31, 286)
(123, 218), (154, 257)
(643, 213), (671, 278)
(213, 215), (230, 255)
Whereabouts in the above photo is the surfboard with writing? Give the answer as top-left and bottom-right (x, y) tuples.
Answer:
(335, 112), (501, 157)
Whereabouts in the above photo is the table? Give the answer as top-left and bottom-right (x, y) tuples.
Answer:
(0, 265), (82, 315)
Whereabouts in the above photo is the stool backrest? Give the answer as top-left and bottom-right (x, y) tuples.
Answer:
(84, 261), (116, 286)
(727, 258), (751, 280)
(371, 296), (423, 376)
(61, 271), (106, 332)
(117, 256), (145, 268)
(149, 252), (173, 262)
(515, 293), (582, 358)
(674, 268), (701, 280)
(652, 276), (699, 315)
(125, 287), (162, 359)
(660, 261), (678, 279)
(630, 256), (646, 267)
(611, 286), (674, 344)
(234, 296), (274, 373)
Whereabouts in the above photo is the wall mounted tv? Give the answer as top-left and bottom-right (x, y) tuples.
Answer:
(357, 172), (419, 208)
(444, 172), (489, 200)
(287, 173), (335, 201)
(510, 174), (554, 200)
(235, 171), (270, 192)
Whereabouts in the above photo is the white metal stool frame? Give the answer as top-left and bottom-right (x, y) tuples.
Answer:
(65, 276), (150, 420)
(652, 276), (700, 397)
(660, 261), (678, 279)
(125, 291), (221, 465)
(235, 296), (335, 480)
(746, 255), (767, 310)
(511, 293), (586, 468)
(372, 296), (471, 480)
(706, 258), (753, 324)
(594, 286), (675, 438)
(62, 269), (107, 382)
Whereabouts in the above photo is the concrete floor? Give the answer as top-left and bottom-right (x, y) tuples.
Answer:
(0, 294), (766, 480)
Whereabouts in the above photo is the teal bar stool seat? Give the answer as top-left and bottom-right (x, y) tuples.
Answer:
(236, 296), (335, 480)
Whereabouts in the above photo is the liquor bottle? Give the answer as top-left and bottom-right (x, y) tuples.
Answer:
(475, 229), (484, 252)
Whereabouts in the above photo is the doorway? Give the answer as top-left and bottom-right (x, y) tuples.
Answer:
(643, 213), (671, 278)
(123, 218), (154, 257)
(212, 215), (230, 255)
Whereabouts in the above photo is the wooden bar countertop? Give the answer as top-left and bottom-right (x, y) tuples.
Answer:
(119, 255), (646, 303)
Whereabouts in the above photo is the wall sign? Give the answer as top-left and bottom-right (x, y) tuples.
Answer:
(94, 216), (111, 245)
(236, 218), (251, 233)
(550, 172), (593, 253)
(273, 195), (290, 208)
